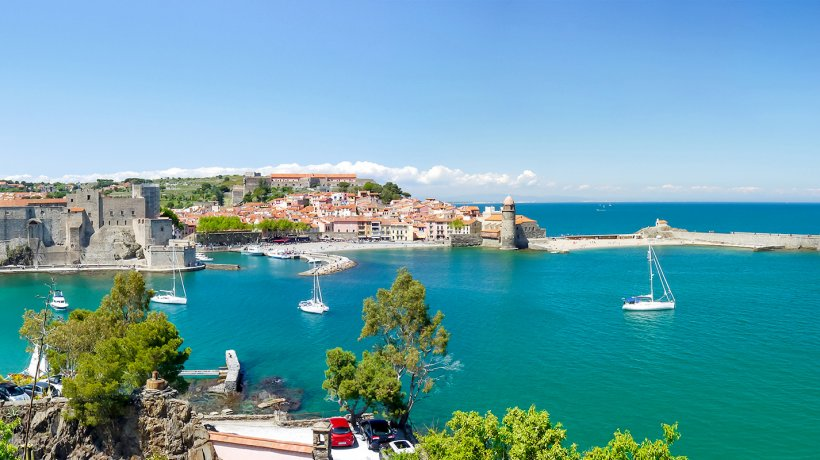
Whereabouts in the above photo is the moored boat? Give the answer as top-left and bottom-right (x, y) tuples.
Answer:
(299, 262), (329, 314)
(623, 243), (676, 311)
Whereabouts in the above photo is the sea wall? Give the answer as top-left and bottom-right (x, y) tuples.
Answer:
(196, 231), (260, 247)
(669, 231), (820, 250)
(0, 388), (216, 460)
(451, 234), (482, 247)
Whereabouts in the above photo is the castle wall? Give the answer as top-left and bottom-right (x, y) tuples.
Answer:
(67, 190), (102, 228)
(102, 197), (146, 227)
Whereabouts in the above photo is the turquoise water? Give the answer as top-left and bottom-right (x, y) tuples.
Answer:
(2, 204), (819, 459)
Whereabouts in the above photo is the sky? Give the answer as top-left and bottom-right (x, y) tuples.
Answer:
(1, 1), (819, 202)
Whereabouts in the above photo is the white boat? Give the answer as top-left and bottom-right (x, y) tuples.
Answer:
(298, 263), (329, 314)
(623, 244), (675, 311)
(195, 252), (213, 262)
(242, 244), (265, 256)
(266, 250), (298, 259)
(47, 279), (69, 311)
(152, 249), (187, 305)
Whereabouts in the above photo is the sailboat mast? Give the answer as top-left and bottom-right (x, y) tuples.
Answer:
(648, 244), (654, 300)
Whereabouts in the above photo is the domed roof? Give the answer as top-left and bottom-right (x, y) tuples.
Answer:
(503, 195), (515, 206)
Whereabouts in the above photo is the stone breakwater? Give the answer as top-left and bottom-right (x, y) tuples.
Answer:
(529, 227), (820, 252)
(297, 252), (356, 276)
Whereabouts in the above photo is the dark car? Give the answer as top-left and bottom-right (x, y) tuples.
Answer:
(328, 417), (355, 448)
(22, 381), (50, 398)
(0, 382), (31, 402)
(360, 419), (395, 449)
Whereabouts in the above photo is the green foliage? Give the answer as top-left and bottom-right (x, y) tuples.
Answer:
(412, 408), (685, 460)
(363, 181), (410, 204)
(65, 311), (191, 425)
(97, 271), (153, 325)
(160, 207), (184, 230)
(197, 216), (251, 233)
(360, 268), (456, 426)
(93, 179), (115, 189)
(46, 191), (67, 198)
(323, 348), (404, 420)
(1, 245), (33, 266)
(336, 181), (351, 193)
(583, 423), (685, 460)
(256, 218), (310, 234)
(0, 419), (18, 460)
(34, 272), (190, 426)
(449, 218), (466, 230)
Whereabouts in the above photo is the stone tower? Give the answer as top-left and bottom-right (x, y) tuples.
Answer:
(500, 195), (517, 250)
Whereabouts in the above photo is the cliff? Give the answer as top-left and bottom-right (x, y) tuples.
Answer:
(1, 388), (216, 460)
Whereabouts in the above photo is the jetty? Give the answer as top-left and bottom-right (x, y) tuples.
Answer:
(204, 263), (241, 271)
(529, 224), (820, 252)
(297, 252), (356, 276)
(180, 349), (242, 393)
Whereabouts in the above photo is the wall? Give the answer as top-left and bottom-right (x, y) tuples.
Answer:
(451, 234), (483, 247)
(669, 230), (820, 250)
(196, 231), (261, 246)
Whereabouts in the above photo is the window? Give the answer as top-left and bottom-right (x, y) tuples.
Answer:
(87, 195), (90, 200)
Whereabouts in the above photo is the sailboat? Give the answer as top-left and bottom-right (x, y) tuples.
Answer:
(298, 262), (329, 314)
(623, 243), (675, 311)
(151, 249), (188, 305)
(47, 278), (69, 311)
(24, 344), (49, 378)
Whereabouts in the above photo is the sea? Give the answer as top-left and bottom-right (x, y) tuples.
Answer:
(1, 203), (819, 459)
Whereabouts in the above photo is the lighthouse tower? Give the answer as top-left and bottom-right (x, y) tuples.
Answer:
(500, 195), (517, 250)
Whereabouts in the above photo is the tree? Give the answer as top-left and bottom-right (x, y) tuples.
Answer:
(0, 419), (18, 460)
(97, 271), (153, 325)
(449, 218), (466, 230)
(161, 207), (184, 230)
(197, 216), (251, 233)
(360, 268), (458, 427)
(413, 407), (685, 460)
(322, 348), (403, 420)
(32, 272), (190, 426)
(337, 182), (350, 193)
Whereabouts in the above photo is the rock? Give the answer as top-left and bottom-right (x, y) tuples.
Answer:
(220, 408), (233, 415)
(0, 389), (218, 460)
(257, 398), (286, 409)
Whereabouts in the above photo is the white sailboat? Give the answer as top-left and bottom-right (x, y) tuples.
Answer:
(298, 262), (329, 314)
(152, 249), (188, 305)
(623, 243), (675, 311)
(24, 344), (49, 378)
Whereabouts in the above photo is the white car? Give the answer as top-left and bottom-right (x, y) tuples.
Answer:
(0, 383), (32, 402)
(380, 440), (415, 458)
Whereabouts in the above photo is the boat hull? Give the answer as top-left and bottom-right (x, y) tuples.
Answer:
(152, 295), (188, 305)
(298, 300), (328, 314)
(50, 301), (68, 311)
(622, 301), (675, 311)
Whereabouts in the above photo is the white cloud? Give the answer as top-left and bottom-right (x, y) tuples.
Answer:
(5, 161), (539, 193)
(731, 186), (762, 194)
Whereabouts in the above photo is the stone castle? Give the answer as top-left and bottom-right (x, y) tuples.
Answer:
(0, 184), (193, 269)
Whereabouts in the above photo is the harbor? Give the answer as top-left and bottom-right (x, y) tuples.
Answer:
(2, 203), (819, 459)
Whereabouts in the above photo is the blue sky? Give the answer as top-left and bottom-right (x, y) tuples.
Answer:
(1, 1), (818, 201)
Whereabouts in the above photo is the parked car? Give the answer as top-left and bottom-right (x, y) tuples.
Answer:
(360, 419), (396, 449)
(21, 381), (50, 398)
(0, 382), (32, 402)
(328, 417), (355, 448)
(44, 374), (63, 396)
(380, 440), (416, 458)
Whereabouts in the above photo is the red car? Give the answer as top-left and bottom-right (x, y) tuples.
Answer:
(329, 417), (355, 447)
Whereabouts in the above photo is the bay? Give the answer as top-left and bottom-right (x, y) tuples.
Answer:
(1, 203), (819, 459)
